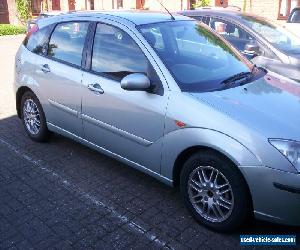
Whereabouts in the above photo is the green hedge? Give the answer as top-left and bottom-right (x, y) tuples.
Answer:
(0, 24), (26, 36)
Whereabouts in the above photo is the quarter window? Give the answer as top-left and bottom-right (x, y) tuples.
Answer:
(25, 26), (51, 55)
(48, 22), (89, 67)
(91, 23), (149, 80)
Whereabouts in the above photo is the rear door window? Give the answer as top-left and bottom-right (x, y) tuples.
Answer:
(48, 22), (89, 67)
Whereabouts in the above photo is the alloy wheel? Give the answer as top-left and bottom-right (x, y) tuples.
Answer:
(188, 165), (234, 223)
(23, 98), (41, 135)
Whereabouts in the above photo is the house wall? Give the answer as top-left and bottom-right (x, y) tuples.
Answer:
(94, 0), (190, 11)
(144, 0), (190, 11)
(228, 0), (280, 21)
(74, 0), (85, 10)
(60, 0), (69, 11)
(7, 0), (18, 24)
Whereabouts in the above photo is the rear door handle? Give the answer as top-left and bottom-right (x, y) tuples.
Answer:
(41, 64), (50, 73)
(87, 83), (104, 94)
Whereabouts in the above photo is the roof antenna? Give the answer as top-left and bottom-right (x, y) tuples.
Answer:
(156, 0), (175, 20)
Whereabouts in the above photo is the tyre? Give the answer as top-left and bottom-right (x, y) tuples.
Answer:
(180, 150), (251, 232)
(20, 91), (49, 142)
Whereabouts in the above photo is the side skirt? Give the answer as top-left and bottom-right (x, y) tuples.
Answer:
(47, 122), (173, 186)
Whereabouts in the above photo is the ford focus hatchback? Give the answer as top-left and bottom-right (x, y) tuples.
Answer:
(14, 11), (300, 232)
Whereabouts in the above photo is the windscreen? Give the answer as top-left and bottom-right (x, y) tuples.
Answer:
(242, 15), (300, 54)
(138, 20), (252, 92)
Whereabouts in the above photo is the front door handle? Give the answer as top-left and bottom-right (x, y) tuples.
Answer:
(41, 64), (50, 73)
(87, 83), (104, 94)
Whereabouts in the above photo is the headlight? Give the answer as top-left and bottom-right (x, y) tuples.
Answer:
(269, 139), (300, 172)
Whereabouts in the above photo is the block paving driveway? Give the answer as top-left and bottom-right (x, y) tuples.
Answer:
(0, 35), (299, 250)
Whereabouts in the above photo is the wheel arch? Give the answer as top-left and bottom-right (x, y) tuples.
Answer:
(173, 145), (238, 188)
(16, 86), (34, 118)
(161, 127), (259, 214)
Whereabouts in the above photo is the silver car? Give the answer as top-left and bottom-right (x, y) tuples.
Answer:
(179, 9), (300, 83)
(14, 11), (300, 232)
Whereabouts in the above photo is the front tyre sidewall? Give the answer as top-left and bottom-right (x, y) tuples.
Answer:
(180, 152), (251, 232)
(21, 91), (49, 142)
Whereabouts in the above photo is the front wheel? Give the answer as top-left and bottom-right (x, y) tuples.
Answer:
(180, 151), (251, 232)
(21, 91), (49, 142)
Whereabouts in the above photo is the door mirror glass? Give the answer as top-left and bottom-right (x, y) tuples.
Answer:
(120, 73), (150, 91)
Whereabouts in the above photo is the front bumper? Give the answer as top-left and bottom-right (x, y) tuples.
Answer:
(239, 166), (300, 226)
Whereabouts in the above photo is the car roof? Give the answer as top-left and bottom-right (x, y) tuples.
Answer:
(38, 10), (192, 27)
(40, 11), (65, 15)
(178, 9), (269, 27)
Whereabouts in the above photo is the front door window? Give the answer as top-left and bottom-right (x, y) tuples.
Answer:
(91, 23), (160, 86)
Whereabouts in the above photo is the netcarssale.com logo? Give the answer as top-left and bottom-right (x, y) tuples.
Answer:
(240, 235), (296, 246)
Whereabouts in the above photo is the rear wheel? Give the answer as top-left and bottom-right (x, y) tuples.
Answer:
(180, 151), (251, 232)
(21, 91), (49, 142)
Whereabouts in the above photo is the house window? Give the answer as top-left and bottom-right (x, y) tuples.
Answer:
(278, 0), (300, 20)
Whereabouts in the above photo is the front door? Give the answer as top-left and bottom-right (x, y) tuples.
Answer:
(40, 21), (90, 136)
(215, 0), (228, 7)
(0, 0), (9, 23)
(81, 22), (168, 173)
(52, 0), (61, 10)
(136, 0), (145, 9)
(68, 0), (75, 10)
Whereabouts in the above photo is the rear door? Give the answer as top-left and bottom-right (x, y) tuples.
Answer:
(38, 21), (90, 136)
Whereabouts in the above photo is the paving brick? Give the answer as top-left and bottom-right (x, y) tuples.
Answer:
(0, 234), (24, 249)
(15, 239), (35, 250)
(34, 235), (60, 249)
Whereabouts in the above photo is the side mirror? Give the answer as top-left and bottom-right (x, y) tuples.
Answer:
(120, 73), (151, 91)
(243, 42), (260, 59)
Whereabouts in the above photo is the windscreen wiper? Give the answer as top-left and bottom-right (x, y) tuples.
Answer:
(221, 71), (253, 86)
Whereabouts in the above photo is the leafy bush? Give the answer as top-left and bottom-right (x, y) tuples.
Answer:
(16, 0), (32, 23)
(192, 0), (210, 9)
(0, 24), (26, 36)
